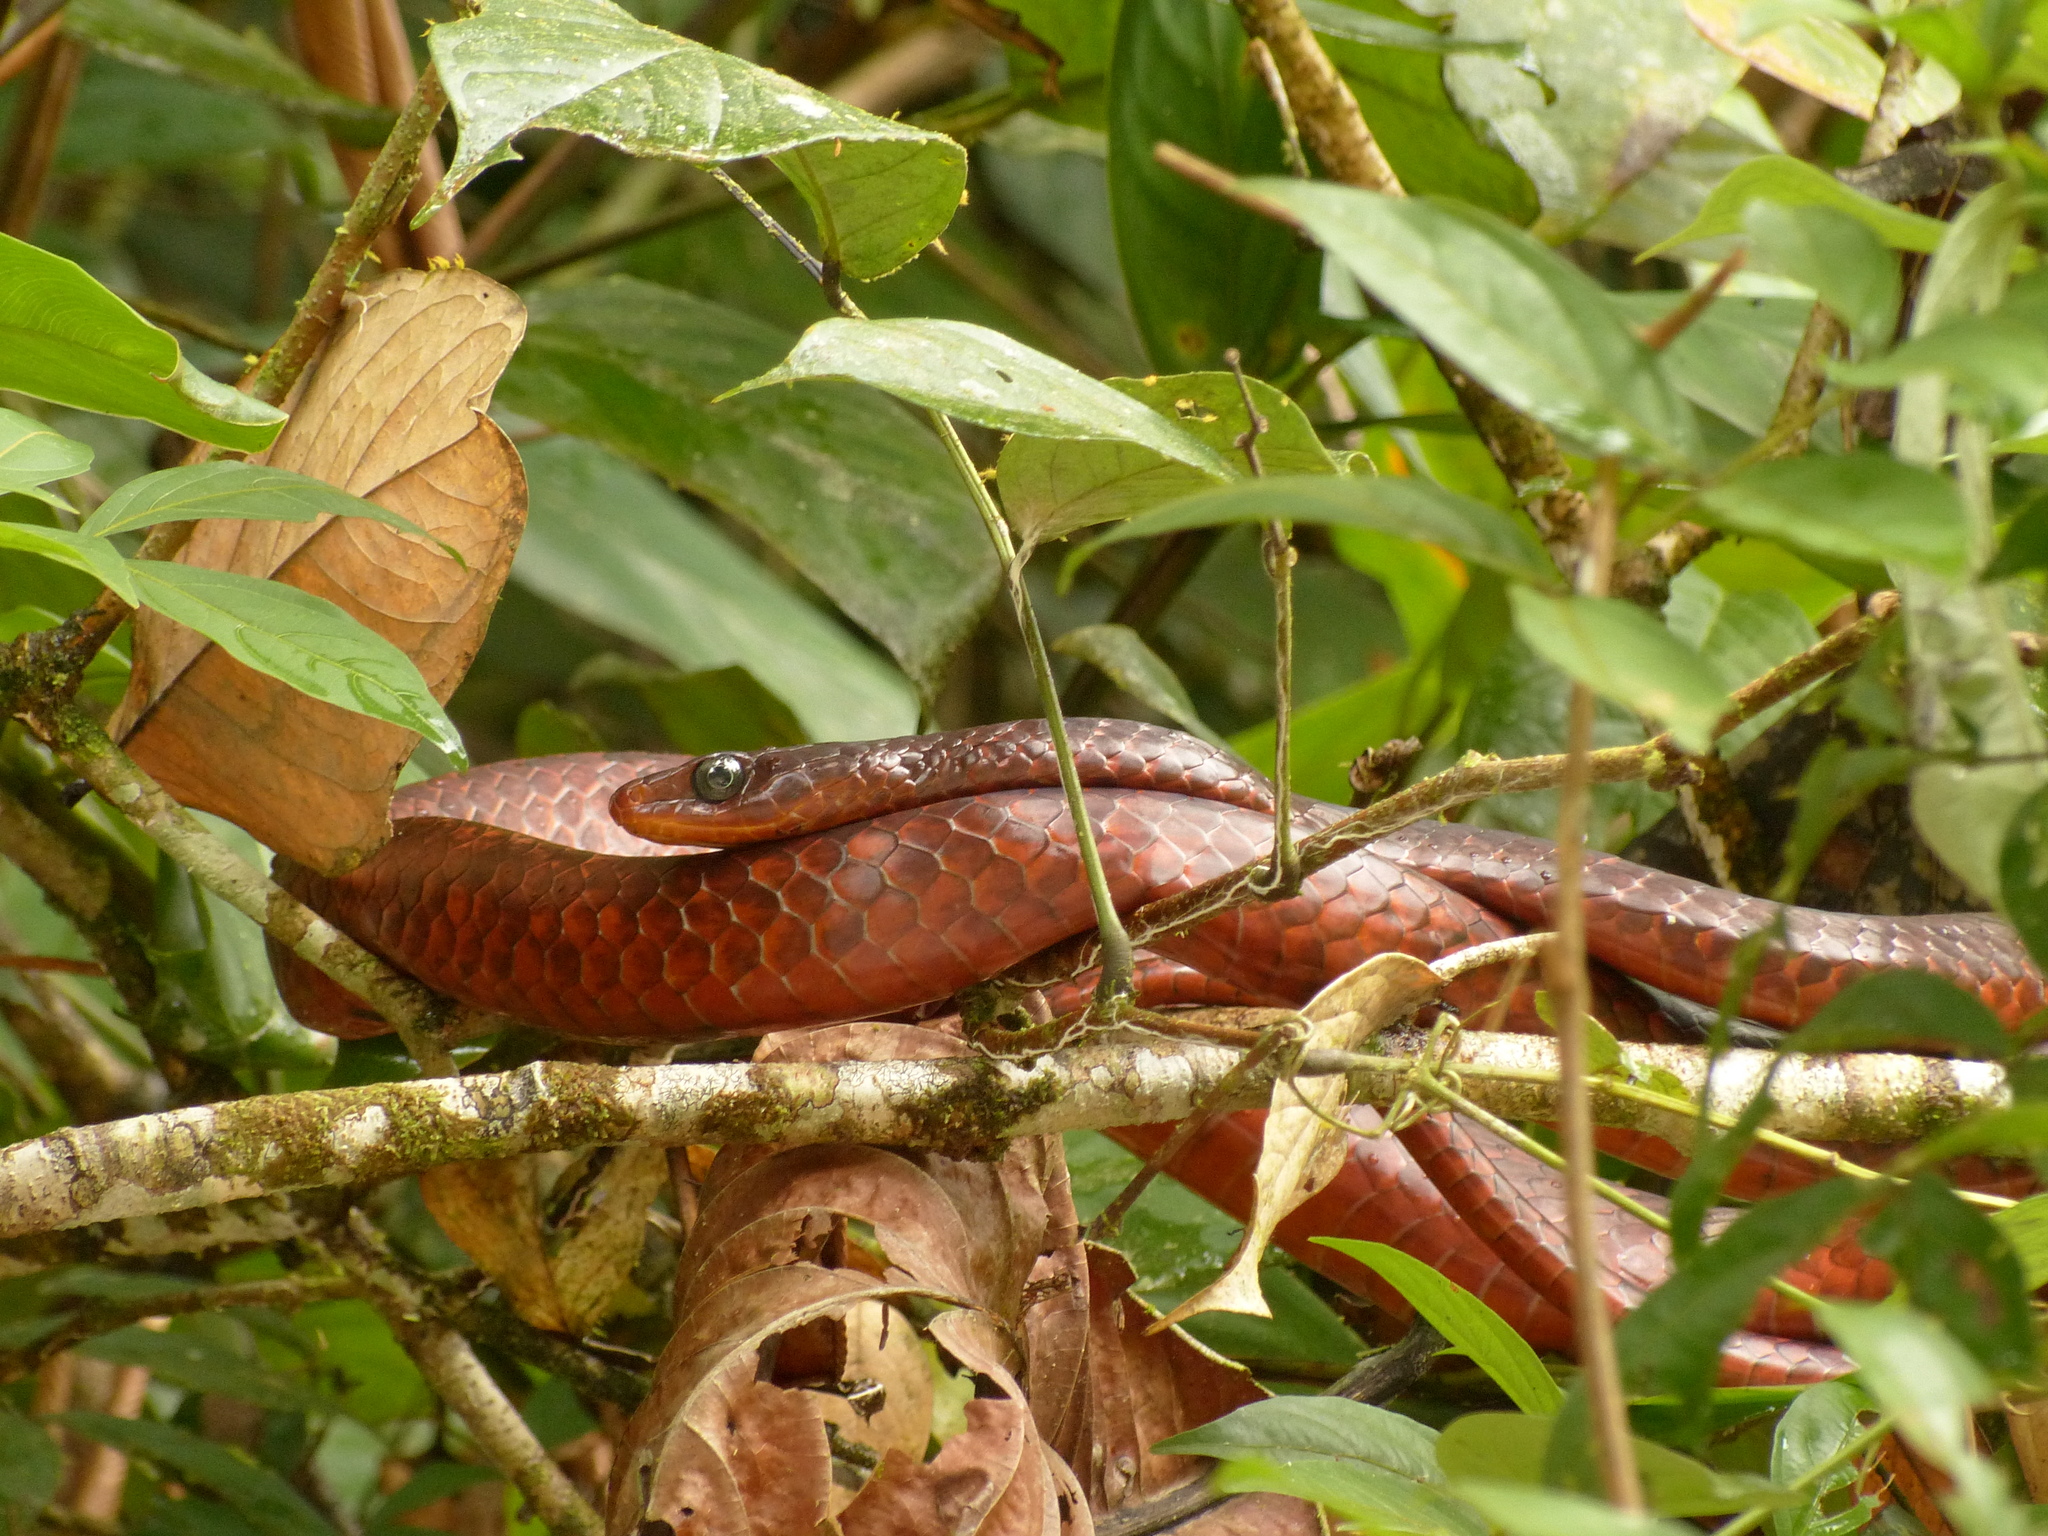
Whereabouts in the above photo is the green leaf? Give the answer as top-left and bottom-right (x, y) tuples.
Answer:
(1451, 1481), (1696, 1536)
(730, 318), (1228, 475)
(1313, 1238), (1562, 1415)
(998, 371), (1336, 549)
(1051, 625), (1218, 742)
(62, 0), (393, 145)
(1742, 202), (1901, 349)
(0, 407), (92, 495)
(1615, 1179), (1874, 1431)
(1508, 590), (1728, 752)
(1992, 1194), (2048, 1290)
(1107, 0), (1327, 375)
(1067, 476), (1561, 592)
(0, 1404), (62, 1519)
(39, 1266), (197, 1302)
(1155, 1397), (1442, 1483)
(1984, 496), (2048, 581)
(1902, 1104), (2048, 1171)
(572, 657), (804, 755)
(1436, 0), (1742, 240)
(0, 518), (136, 603)
(1663, 568), (1819, 757)
(128, 562), (464, 763)
(1810, 1301), (1994, 1467)
(426, 0), (964, 279)
(513, 701), (603, 759)
(1697, 454), (1971, 579)
(1770, 1380), (1881, 1536)
(79, 1324), (330, 1413)
(497, 279), (995, 701)
(1435, 1414), (1794, 1517)
(0, 233), (285, 451)
(1241, 179), (1699, 465)
(1212, 1454), (1488, 1536)
(1776, 972), (2010, 1059)
(1642, 156), (1954, 260)
(52, 1413), (337, 1536)
(1778, 742), (1919, 897)
(1602, 294), (1813, 440)
(82, 463), (451, 557)
(1862, 1175), (2034, 1376)
(513, 436), (917, 742)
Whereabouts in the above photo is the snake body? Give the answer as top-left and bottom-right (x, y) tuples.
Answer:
(274, 720), (2043, 1384)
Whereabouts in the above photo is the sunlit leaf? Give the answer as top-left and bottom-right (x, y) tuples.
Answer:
(731, 317), (1229, 473)
(0, 233), (285, 451)
(83, 462), (451, 556)
(1697, 455), (1972, 579)
(1436, 1414), (1793, 1516)
(1810, 1301), (1993, 1470)
(1992, 1194), (2048, 1289)
(1314, 1238), (1562, 1415)
(1155, 1396), (1442, 1483)
(0, 407), (92, 498)
(129, 562), (465, 763)
(1065, 474), (1562, 591)
(1770, 1380), (1881, 1536)
(1240, 179), (1700, 464)
(0, 521), (137, 604)
(1742, 202), (1901, 347)
(1451, 1481), (1695, 1536)
(1509, 590), (1728, 752)
(1642, 156), (1954, 259)
(426, 0), (964, 278)
(1212, 1453), (1488, 1536)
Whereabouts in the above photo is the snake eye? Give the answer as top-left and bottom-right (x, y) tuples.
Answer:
(691, 753), (747, 803)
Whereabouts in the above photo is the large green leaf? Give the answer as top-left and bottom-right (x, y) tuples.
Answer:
(0, 519), (137, 603)
(1106, 0), (1327, 375)
(1615, 1179), (1873, 1431)
(1862, 1175), (2034, 1376)
(63, 0), (392, 145)
(1436, 0), (1742, 240)
(1314, 1238), (1562, 1415)
(1509, 590), (1728, 752)
(0, 407), (92, 498)
(1663, 567), (1817, 756)
(732, 318), (1227, 474)
(0, 1404), (64, 1523)
(497, 279), (995, 700)
(1436, 1414), (1792, 1517)
(52, 1413), (337, 1536)
(1770, 1380), (1881, 1536)
(1698, 454), (1972, 579)
(83, 462), (446, 552)
(1051, 624), (1217, 741)
(0, 234), (285, 451)
(1602, 294), (1810, 439)
(1212, 1454), (1489, 1536)
(128, 562), (464, 762)
(1643, 155), (1956, 260)
(1066, 475), (1561, 590)
(514, 437), (916, 743)
(1452, 1482), (1695, 1536)
(425, 0), (964, 279)
(1743, 202), (1901, 349)
(1156, 1397), (1442, 1484)
(1810, 1302), (1996, 1473)
(998, 371), (1330, 548)
(1243, 179), (1700, 465)
(1993, 1194), (2048, 1289)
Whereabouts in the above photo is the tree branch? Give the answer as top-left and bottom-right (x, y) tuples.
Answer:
(0, 1027), (2006, 1240)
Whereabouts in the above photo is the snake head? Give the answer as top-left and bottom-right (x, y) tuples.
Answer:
(610, 751), (764, 844)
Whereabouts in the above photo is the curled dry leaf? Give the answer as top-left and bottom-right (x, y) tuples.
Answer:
(1155, 953), (1443, 1330)
(112, 269), (528, 874)
(612, 1020), (1285, 1535)
(549, 1140), (669, 1336)
(419, 1155), (567, 1332)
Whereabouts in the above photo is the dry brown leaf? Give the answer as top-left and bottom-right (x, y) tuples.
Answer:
(548, 1141), (667, 1336)
(419, 1157), (566, 1332)
(809, 1299), (936, 1518)
(1167, 1493), (1326, 1534)
(1156, 954), (1442, 1329)
(839, 1398), (1053, 1536)
(113, 268), (528, 873)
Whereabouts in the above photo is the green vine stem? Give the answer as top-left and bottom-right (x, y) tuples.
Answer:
(707, 169), (1138, 1007)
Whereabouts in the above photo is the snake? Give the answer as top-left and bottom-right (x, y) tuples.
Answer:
(272, 718), (2044, 1386)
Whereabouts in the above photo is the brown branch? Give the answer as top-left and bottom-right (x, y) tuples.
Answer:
(0, 32), (82, 237)
(1230, 0), (1399, 192)
(0, 8), (61, 87)
(1637, 249), (1745, 352)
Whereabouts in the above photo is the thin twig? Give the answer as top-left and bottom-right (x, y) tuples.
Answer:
(1225, 347), (1300, 897)
(1088, 1020), (1299, 1242)
(0, 33), (83, 237)
(1546, 455), (1643, 1510)
(1637, 249), (1746, 352)
(0, 1275), (360, 1382)
(0, 955), (103, 975)
(1245, 37), (1309, 178)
